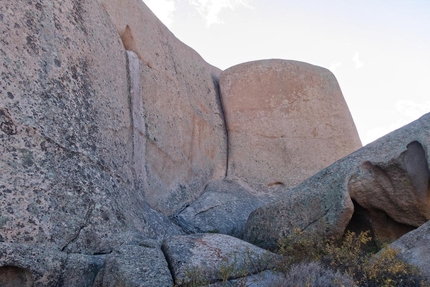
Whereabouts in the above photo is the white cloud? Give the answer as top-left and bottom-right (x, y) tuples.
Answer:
(145, 0), (176, 27)
(188, 0), (253, 27)
(329, 61), (342, 73)
(352, 52), (364, 69)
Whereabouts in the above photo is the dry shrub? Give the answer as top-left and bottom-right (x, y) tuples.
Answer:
(277, 229), (429, 287)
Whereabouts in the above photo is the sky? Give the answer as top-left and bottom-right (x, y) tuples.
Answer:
(144, 0), (430, 145)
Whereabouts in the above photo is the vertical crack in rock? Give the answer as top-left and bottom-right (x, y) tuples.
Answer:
(212, 74), (229, 178)
(61, 201), (95, 252)
(126, 50), (147, 192)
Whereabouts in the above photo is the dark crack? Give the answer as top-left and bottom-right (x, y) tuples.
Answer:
(61, 202), (94, 252)
(302, 206), (332, 232)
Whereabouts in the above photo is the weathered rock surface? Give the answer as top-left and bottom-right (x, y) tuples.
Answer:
(390, 220), (430, 281)
(99, 0), (227, 215)
(100, 243), (173, 287)
(219, 60), (361, 191)
(174, 180), (269, 238)
(0, 0), (180, 254)
(162, 233), (280, 286)
(245, 113), (430, 249)
(0, 242), (104, 287)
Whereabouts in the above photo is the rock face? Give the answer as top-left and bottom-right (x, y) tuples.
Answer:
(390, 220), (430, 281)
(99, 0), (227, 215)
(0, 0), (180, 254)
(245, 113), (430, 249)
(219, 60), (362, 191)
(162, 233), (280, 286)
(173, 180), (269, 238)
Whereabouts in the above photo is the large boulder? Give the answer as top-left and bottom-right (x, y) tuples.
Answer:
(390, 220), (430, 281)
(99, 0), (228, 215)
(245, 113), (430, 249)
(172, 180), (270, 238)
(162, 233), (280, 286)
(219, 60), (361, 192)
(0, 0), (180, 254)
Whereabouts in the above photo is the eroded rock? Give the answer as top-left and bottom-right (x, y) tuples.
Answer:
(0, 0), (180, 254)
(162, 233), (280, 286)
(0, 242), (104, 287)
(219, 60), (361, 192)
(100, 244), (173, 287)
(245, 113), (430, 249)
(99, 0), (228, 215)
(390, 220), (430, 281)
(174, 180), (269, 238)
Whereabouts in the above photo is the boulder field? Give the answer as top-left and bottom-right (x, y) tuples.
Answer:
(0, 0), (429, 286)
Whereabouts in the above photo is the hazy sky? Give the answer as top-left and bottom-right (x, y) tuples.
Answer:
(145, 0), (430, 145)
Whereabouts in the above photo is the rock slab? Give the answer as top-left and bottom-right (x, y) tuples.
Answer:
(219, 59), (361, 191)
(162, 233), (279, 286)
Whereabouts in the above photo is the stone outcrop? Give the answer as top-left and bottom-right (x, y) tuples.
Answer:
(0, 242), (105, 286)
(0, 0), (181, 254)
(245, 113), (430, 249)
(162, 233), (280, 286)
(172, 180), (270, 238)
(99, 0), (227, 215)
(390, 220), (430, 281)
(219, 60), (362, 191)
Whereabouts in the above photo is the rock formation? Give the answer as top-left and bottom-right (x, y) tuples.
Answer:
(1, 0), (428, 286)
(245, 113), (430, 249)
(390, 220), (430, 281)
(99, 0), (227, 215)
(219, 60), (362, 191)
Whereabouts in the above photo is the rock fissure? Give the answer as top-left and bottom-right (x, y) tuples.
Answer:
(61, 202), (94, 252)
(302, 206), (333, 232)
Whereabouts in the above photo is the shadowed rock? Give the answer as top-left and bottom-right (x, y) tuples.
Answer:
(390, 220), (430, 281)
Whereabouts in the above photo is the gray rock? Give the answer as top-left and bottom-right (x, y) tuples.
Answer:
(175, 180), (269, 238)
(245, 113), (430, 249)
(100, 244), (173, 287)
(390, 220), (430, 281)
(0, 0), (180, 254)
(162, 233), (280, 286)
(0, 242), (104, 287)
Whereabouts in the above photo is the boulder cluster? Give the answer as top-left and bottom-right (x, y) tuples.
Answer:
(0, 0), (429, 286)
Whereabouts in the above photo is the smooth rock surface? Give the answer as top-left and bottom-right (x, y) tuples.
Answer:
(100, 0), (228, 215)
(176, 180), (268, 238)
(390, 220), (430, 281)
(219, 60), (361, 191)
(162, 233), (279, 286)
(245, 113), (430, 249)
(0, 0), (180, 254)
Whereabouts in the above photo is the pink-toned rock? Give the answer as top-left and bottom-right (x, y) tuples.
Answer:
(99, 0), (227, 214)
(219, 60), (361, 191)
